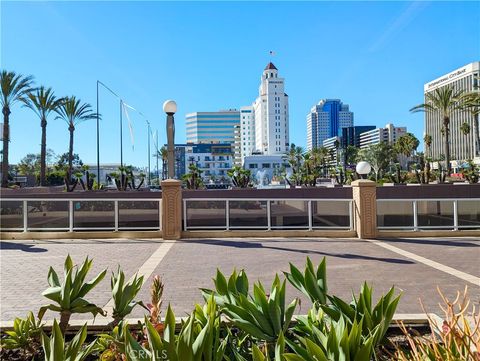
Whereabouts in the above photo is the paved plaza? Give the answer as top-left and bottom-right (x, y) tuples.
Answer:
(0, 236), (479, 324)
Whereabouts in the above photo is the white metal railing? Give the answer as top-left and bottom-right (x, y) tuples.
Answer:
(377, 198), (480, 231)
(183, 198), (353, 231)
(0, 198), (162, 232)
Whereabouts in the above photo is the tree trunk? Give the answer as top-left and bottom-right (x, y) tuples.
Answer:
(40, 117), (47, 186)
(474, 114), (480, 157)
(443, 116), (451, 175)
(68, 124), (74, 179)
(1, 106), (11, 188)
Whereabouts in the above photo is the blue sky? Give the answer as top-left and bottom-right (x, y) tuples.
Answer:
(2, 1), (479, 167)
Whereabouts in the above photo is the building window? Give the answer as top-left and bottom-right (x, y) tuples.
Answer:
(262, 163), (271, 168)
(249, 163), (258, 169)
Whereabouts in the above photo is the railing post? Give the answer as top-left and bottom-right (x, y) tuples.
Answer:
(308, 200), (312, 231)
(69, 201), (74, 232)
(453, 200), (458, 231)
(267, 200), (271, 230)
(159, 200), (162, 231)
(351, 180), (377, 239)
(226, 200), (230, 231)
(23, 200), (28, 232)
(114, 200), (119, 231)
(349, 200), (354, 231)
(413, 200), (418, 231)
(161, 179), (182, 240)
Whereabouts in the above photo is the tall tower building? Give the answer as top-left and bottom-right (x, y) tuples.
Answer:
(186, 110), (240, 144)
(252, 63), (289, 155)
(424, 62), (480, 163)
(239, 106), (255, 163)
(306, 99), (354, 150)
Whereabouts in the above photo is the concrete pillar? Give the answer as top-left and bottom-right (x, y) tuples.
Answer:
(351, 179), (377, 239)
(161, 179), (182, 240)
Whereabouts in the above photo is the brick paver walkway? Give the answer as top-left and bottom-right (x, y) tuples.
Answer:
(1, 237), (479, 323)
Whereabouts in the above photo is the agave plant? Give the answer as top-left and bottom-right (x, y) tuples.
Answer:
(321, 282), (401, 346)
(124, 297), (228, 361)
(110, 267), (147, 327)
(207, 271), (298, 343)
(38, 254), (107, 334)
(201, 268), (249, 306)
(283, 256), (327, 305)
(0, 311), (41, 354)
(285, 315), (379, 361)
(41, 319), (98, 361)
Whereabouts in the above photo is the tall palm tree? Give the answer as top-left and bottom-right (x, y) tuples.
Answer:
(395, 133), (419, 158)
(55, 96), (97, 178)
(0, 71), (34, 187)
(423, 134), (432, 157)
(410, 85), (464, 175)
(22, 87), (64, 186)
(460, 91), (480, 156)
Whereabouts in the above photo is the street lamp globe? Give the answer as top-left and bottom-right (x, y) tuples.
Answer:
(163, 100), (177, 114)
(356, 161), (371, 178)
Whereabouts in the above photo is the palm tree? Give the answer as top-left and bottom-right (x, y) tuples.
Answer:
(410, 86), (464, 175)
(55, 96), (97, 178)
(0, 71), (34, 187)
(423, 134), (432, 157)
(158, 146), (168, 180)
(395, 133), (419, 158)
(22, 87), (64, 186)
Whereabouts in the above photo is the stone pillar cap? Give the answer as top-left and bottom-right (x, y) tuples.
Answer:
(351, 179), (376, 187)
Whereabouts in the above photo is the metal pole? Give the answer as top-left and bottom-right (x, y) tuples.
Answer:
(166, 113), (175, 179)
(96, 81), (100, 182)
(147, 123), (151, 186)
(120, 99), (123, 168)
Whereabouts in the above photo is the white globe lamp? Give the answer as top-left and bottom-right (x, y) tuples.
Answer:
(356, 161), (371, 179)
(163, 100), (177, 114)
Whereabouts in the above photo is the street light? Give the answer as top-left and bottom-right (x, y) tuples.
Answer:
(356, 161), (372, 179)
(163, 100), (177, 179)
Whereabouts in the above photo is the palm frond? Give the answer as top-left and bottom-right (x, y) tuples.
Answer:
(0, 70), (35, 108)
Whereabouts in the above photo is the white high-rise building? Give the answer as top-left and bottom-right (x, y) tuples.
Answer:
(359, 123), (407, 148)
(424, 62), (480, 163)
(239, 106), (255, 163)
(252, 62), (289, 155)
(186, 110), (240, 144)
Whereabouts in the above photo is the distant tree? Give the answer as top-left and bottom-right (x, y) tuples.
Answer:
(410, 85), (465, 175)
(55, 97), (97, 179)
(358, 142), (395, 181)
(22, 86), (64, 185)
(16, 153), (41, 177)
(395, 133), (419, 159)
(56, 153), (83, 170)
(0, 70), (35, 187)
(423, 134), (433, 157)
(158, 146), (168, 180)
(227, 165), (251, 188)
(460, 122), (471, 136)
(182, 164), (203, 189)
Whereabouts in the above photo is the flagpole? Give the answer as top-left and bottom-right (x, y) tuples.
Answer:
(120, 99), (123, 168)
(147, 123), (151, 186)
(96, 81), (100, 182)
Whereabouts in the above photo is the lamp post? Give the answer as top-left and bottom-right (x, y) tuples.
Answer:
(356, 161), (372, 180)
(163, 100), (177, 179)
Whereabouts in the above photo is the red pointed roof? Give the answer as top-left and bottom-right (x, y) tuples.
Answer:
(264, 62), (278, 70)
